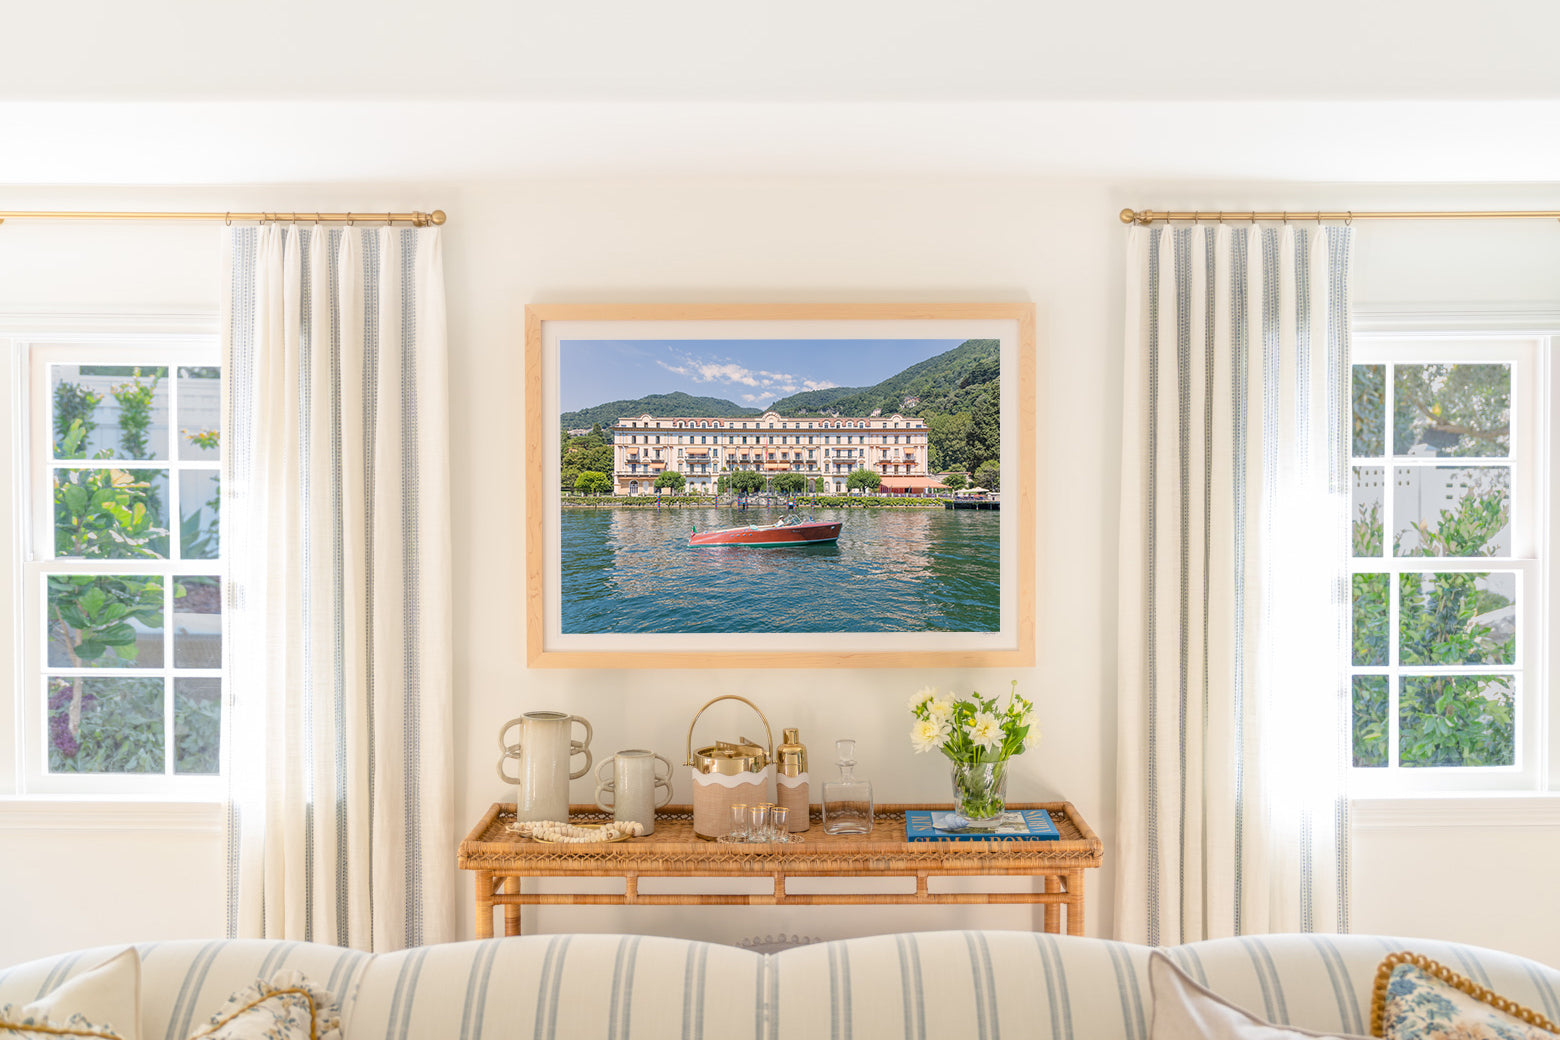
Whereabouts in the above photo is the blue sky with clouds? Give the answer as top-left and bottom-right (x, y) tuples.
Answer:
(560, 338), (965, 413)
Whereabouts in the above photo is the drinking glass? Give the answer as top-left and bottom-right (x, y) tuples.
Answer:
(748, 803), (773, 842)
(729, 802), (751, 841)
(769, 805), (790, 841)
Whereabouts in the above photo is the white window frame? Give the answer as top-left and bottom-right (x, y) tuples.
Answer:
(8, 327), (224, 800)
(1349, 325), (1549, 796)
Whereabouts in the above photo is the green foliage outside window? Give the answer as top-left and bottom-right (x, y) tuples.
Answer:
(46, 371), (221, 776)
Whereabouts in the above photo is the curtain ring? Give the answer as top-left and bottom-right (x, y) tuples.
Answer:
(386, 211), (392, 226)
(224, 212), (232, 227)
(1346, 211), (1354, 226)
(1217, 210), (1224, 224)
(1281, 211), (1289, 224)
(346, 211), (354, 226)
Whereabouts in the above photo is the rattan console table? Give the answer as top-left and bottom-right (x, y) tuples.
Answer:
(459, 801), (1102, 938)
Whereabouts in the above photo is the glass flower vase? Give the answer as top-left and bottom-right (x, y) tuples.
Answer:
(949, 759), (1009, 829)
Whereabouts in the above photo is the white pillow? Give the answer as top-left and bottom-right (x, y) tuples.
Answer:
(1, 947), (141, 1040)
(1149, 952), (1369, 1040)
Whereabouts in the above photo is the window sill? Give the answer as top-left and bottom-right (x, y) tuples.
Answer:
(0, 797), (223, 831)
(1351, 794), (1560, 828)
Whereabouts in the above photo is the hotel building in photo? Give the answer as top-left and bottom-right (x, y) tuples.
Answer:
(611, 411), (939, 496)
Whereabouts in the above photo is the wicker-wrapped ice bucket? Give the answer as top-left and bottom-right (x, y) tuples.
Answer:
(685, 695), (774, 840)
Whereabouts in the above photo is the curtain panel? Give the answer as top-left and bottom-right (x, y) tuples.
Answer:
(1115, 224), (1354, 946)
(221, 223), (455, 950)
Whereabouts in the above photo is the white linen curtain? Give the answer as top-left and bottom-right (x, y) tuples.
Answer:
(221, 223), (455, 950)
(1115, 223), (1353, 945)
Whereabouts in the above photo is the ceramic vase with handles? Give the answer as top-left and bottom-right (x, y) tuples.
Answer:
(497, 711), (594, 822)
(595, 749), (674, 834)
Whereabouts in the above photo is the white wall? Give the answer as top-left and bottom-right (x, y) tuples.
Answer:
(0, 179), (1556, 968)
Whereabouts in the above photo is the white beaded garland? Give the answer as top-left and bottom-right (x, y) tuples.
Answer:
(508, 819), (645, 843)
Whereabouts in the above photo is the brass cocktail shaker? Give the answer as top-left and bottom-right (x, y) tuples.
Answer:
(776, 727), (810, 832)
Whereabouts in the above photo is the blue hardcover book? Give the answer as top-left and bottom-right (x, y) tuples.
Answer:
(904, 808), (1060, 841)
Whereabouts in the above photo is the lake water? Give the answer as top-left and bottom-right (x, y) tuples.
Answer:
(560, 505), (1000, 634)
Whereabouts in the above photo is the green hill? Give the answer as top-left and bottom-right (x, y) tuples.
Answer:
(761, 385), (864, 415)
(560, 392), (761, 431)
(782, 339), (998, 419)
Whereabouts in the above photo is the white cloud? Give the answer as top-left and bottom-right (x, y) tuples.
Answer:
(660, 349), (830, 399)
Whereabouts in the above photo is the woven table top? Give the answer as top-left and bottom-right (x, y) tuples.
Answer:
(459, 802), (1103, 875)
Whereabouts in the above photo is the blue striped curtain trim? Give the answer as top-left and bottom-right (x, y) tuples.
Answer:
(1172, 229), (1192, 944)
(325, 226), (351, 948)
(223, 225), (258, 942)
(1228, 226), (1251, 938)
(1327, 226), (1355, 935)
(398, 228), (426, 948)
(360, 230), (380, 920)
(1144, 229), (1163, 946)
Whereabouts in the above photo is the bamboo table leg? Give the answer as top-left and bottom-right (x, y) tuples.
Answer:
(475, 870), (495, 939)
(1066, 870), (1085, 936)
(503, 876), (522, 937)
(1043, 875), (1061, 933)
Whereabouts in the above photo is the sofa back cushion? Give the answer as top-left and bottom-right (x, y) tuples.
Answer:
(0, 940), (371, 1040)
(351, 934), (763, 1040)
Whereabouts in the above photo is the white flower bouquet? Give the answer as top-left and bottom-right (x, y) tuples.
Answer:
(908, 680), (1036, 824)
(908, 680), (1035, 763)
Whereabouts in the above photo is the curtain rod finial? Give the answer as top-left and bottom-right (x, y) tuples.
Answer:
(1119, 208), (1137, 225)
(414, 210), (447, 227)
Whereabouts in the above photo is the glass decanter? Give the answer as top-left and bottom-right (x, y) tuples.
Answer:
(821, 738), (873, 834)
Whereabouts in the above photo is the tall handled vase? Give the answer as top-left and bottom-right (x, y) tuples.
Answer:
(497, 710), (594, 822)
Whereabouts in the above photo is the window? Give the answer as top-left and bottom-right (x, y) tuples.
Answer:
(1349, 335), (1544, 793)
(18, 339), (225, 797)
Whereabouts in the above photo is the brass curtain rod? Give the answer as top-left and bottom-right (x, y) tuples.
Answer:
(1121, 207), (1560, 226)
(0, 209), (446, 227)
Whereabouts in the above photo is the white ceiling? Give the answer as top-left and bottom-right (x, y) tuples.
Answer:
(5, 0), (1560, 184)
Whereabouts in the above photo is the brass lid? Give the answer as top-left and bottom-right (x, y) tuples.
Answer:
(690, 736), (769, 776)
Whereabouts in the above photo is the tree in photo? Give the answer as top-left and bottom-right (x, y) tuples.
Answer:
(721, 469), (765, 496)
(973, 461), (1000, 492)
(654, 470), (686, 493)
(772, 472), (806, 495)
(941, 472), (967, 492)
(846, 469), (881, 493)
(575, 471), (612, 495)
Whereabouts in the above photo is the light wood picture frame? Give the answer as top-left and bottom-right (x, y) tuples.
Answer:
(525, 303), (1036, 669)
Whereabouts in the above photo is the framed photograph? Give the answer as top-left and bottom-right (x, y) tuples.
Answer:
(525, 303), (1035, 668)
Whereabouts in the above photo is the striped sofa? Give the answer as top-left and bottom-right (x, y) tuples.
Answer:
(2, 931), (1556, 1039)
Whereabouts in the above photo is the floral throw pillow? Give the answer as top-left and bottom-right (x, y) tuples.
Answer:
(0, 1006), (127, 1040)
(186, 972), (341, 1040)
(1373, 953), (1560, 1040)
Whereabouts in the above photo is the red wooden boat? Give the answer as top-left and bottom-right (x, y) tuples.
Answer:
(687, 515), (842, 547)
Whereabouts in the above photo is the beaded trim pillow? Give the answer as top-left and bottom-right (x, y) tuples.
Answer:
(186, 972), (341, 1040)
(1372, 952), (1560, 1039)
